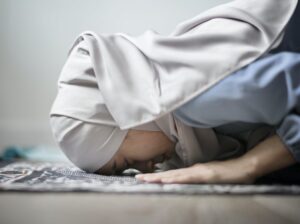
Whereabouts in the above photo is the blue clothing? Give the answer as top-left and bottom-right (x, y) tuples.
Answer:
(173, 3), (300, 183)
(174, 1), (300, 167)
(174, 52), (300, 163)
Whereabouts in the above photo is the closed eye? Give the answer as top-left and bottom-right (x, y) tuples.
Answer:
(113, 159), (129, 175)
(124, 158), (130, 170)
(111, 160), (117, 175)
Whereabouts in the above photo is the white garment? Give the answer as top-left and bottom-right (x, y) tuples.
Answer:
(51, 0), (297, 129)
(49, 0), (297, 172)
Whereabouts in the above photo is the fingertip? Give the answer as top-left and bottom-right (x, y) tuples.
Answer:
(161, 178), (174, 183)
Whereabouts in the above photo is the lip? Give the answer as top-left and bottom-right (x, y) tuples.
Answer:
(164, 151), (172, 160)
(152, 155), (163, 164)
(149, 160), (156, 171)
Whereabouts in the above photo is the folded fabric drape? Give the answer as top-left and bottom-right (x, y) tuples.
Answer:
(50, 0), (297, 129)
(50, 0), (298, 172)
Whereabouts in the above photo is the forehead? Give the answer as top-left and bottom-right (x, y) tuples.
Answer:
(96, 159), (114, 175)
(96, 148), (124, 175)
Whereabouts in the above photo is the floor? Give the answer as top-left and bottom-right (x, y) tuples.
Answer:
(1, 193), (300, 224)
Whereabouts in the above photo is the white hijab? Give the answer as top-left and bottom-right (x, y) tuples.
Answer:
(50, 0), (297, 172)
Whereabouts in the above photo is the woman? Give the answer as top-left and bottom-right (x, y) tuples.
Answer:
(50, 0), (299, 184)
(136, 1), (300, 184)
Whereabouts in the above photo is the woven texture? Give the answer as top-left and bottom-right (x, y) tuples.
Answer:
(1, 161), (300, 195)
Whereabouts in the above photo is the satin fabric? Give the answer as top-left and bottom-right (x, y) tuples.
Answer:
(50, 0), (297, 129)
(50, 0), (298, 172)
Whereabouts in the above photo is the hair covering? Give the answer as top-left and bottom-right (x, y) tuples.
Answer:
(50, 0), (297, 172)
(49, 116), (161, 172)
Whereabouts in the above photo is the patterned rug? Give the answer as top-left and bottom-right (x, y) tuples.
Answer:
(1, 161), (300, 195)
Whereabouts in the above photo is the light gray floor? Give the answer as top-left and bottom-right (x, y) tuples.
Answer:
(1, 193), (300, 224)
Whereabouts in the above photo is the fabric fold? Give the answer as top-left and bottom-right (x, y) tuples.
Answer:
(50, 0), (298, 129)
(49, 0), (298, 172)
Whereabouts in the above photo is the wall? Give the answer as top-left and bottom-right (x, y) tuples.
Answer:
(0, 0), (231, 150)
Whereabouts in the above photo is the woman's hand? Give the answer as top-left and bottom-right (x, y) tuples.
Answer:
(136, 134), (296, 184)
(135, 158), (255, 184)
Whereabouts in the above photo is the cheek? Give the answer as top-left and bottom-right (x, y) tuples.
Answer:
(131, 147), (160, 161)
(123, 140), (162, 161)
(120, 131), (173, 161)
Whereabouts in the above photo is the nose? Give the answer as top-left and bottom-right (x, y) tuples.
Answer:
(132, 160), (154, 173)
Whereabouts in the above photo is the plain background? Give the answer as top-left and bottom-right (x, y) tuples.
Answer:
(0, 0), (231, 151)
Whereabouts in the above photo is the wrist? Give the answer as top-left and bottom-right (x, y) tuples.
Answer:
(238, 134), (297, 181)
(239, 154), (259, 181)
(216, 156), (258, 184)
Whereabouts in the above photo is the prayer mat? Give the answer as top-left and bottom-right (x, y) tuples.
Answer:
(1, 161), (300, 195)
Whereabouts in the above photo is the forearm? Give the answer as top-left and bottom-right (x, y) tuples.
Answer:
(240, 134), (297, 179)
(136, 134), (298, 184)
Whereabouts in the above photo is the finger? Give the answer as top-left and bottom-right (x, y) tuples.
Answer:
(136, 172), (178, 183)
(136, 167), (190, 179)
(138, 170), (192, 183)
(142, 166), (210, 184)
(161, 173), (206, 184)
(136, 173), (177, 182)
(160, 176), (190, 184)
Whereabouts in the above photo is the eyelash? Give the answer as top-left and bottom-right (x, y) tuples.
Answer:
(112, 161), (117, 174)
(112, 159), (130, 175)
(124, 159), (130, 170)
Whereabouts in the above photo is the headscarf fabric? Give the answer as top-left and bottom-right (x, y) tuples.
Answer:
(50, 0), (298, 172)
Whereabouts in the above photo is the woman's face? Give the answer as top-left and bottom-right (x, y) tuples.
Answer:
(97, 129), (175, 175)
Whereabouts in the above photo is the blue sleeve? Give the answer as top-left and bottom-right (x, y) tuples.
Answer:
(276, 115), (300, 162)
(174, 52), (300, 162)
